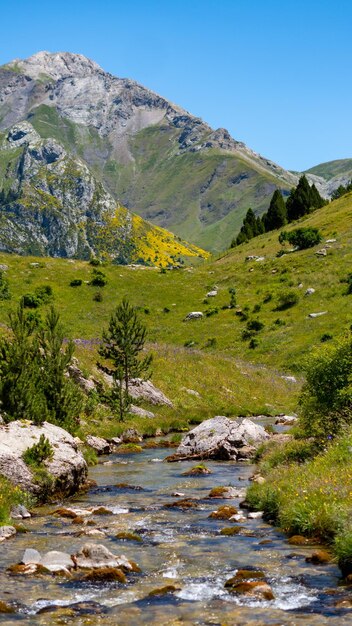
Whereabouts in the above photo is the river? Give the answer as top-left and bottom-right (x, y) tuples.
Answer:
(0, 445), (351, 625)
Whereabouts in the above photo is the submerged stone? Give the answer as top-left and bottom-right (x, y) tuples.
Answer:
(208, 505), (238, 520)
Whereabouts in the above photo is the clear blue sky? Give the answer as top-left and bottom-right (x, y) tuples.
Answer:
(1, 0), (351, 171)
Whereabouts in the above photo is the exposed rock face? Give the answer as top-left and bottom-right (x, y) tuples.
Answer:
(175, 416), (269, 460)
(0, 119), (207, 263)
(0, 421), (87, 498)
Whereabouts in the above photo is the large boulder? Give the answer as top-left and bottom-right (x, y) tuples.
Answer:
(174, 416), (269, 461)
(0, 421), (88, 498)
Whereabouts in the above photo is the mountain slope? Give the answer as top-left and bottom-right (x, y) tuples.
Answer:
(0, 51), (309, 251)
(0, 120), (207, 265)
(305, 158), (352, 181)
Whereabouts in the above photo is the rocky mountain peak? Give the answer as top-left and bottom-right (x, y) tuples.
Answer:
(8, 51), (104, 80)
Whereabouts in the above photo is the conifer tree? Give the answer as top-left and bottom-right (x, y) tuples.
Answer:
(38, 307), (83, 431)
(98, 298), (152, 420)
(264, 189), (287, 231)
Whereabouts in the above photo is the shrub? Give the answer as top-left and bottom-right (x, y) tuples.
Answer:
(279, 227), (322, 250)
(93, 291), (103, 302)
(35, 285), (53, 303)
(249, 338), (258, 349)
(70, 279), (82, 287)
(299, 334), (352, 438)
(204, 337), (217, 348)
(275, 290), (299, 311)
(89, 257), (101, 266)
(205, 307), (218, 317)
(321, 333), (333, 342)
(22, 434), (54, 466)
(253, 303), (261, 313)
(0, 271), (10, 300)
(90, 269), (107, 287)
(247, 319), (264, 332)
(163, 307), (170, 313)
(22, 293), (41, 308)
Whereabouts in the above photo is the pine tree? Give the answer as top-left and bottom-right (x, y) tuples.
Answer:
(98, 298), (152, 420)
(38, 307), (83, 431)
(264, 190), (287, 231)
(0, 303), (46, 422)
(286, 175), (312, 221)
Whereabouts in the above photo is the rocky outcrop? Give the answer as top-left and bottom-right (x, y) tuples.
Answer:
(172, 416), (269, 461)
(0, 421), (87, 498)
(85, 435), (112, 455)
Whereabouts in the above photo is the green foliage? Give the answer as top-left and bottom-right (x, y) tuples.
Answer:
(0, 303), (82, 431)
(22, 284), (53, 308)
(82, 446), (98, 466)
(286, 175), (326, 221)
(231, 208), (261, 247)
(228, 287), (236, 308)
(262, 189), (287, 231)
(275, 290), (299, 311)
(93, 291), (103, 302)
(247, 318), (264, 332)
(22, 434), (54, 466)
(299, 334), (352, 438)
(70, 279), (82, 287)
(279, 227), (322, 250)
(90, 269), (107, 287)
(0, 270), (10, 300)
(0, 477), (26, 524)
(98, 298), (152, 421)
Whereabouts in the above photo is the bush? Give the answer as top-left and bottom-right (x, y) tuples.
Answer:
(22, 434), (54, 466)
(0, 271), (10, 300)
(249, 338), (258, 349)
(299, 334), (352, 438)
(22, 293), (41, 308)
(70, 279), (82, 287)
(90, 270), (107, 287)
(205, 307), (218, 317)
(93, 291), (103, 302)
(279, 227), (322, 250)
(275, 290), (299, 311)
(22, 285), (53, 308)
(247, 318), (264, 332)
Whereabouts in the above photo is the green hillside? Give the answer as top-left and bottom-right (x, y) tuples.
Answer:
(306, 158), (352, 180)
(0, 192), (351, 435)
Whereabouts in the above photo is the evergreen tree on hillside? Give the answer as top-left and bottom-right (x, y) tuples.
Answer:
(263, 190), (287, 231)
(231, 208), (260, 247)
(286, 175), (312, 221)
(286, 175), (326, 221)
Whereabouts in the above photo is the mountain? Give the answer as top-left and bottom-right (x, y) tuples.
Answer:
(0, 120), (207, 265)
(0, 51), (310, 253)
(305, 159), (352, 194)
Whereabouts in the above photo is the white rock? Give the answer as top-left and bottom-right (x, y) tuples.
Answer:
(0, 526), (16, 539)
(40, 551), (75, 572)
(0, 421), (87, 497)
(308, 311), (327, 318)
(305, 288), (315, 296)
(21, 548), (41, 565)
(176, 416), (269, 461)
(184, 311), (204, 321)
(248, 511), (264, 519)
(73, 543), (132, 570)
(129, 405), (155, 418)
(206, 290), (218, 297)
(316, 248), (327, 256)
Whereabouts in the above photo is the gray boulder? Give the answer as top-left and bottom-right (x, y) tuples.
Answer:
(129, 405), (155, 419)
(184, 311), (203, 320)
(175, 416), (269, 461)
(73, 543), (133, 570)
(0, 421), (87, 498)
(85, 435), (112, 455)
(11, 504), (31, 519)
(0, 526), (16, 541)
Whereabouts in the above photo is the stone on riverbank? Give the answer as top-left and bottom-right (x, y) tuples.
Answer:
(0, 421), (87, 498)
(172, 416), (269, 461)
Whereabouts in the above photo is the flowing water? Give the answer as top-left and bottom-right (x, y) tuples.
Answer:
(0, 446), (351, 625)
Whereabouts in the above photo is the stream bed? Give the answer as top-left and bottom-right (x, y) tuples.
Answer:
(1, 446), (351, 625)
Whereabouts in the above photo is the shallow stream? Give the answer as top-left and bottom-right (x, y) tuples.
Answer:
(1, 445), (351, 625)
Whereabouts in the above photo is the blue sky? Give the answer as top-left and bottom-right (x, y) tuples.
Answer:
(1, 0), (351, 171)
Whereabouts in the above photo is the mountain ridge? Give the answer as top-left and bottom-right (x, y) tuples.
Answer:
(0, 51), (348, 251)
